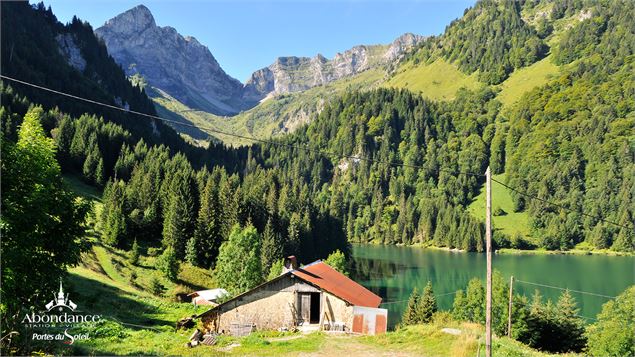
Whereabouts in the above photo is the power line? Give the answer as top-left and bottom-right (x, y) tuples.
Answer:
(491, 178), (634, 230)
(515, 279), (617, 299)
(381, 290), (460, 305)
(0, 74), (482, 178)
(2, 75), (631, 231)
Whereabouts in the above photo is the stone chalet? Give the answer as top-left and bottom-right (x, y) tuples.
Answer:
(197, 259), (387, 335)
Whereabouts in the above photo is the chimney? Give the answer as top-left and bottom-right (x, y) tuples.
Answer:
(283, 256), (298, 273)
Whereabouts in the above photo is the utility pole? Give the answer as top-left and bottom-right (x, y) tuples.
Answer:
(508, 275), (514, 338)
(485, 166), (492, 357)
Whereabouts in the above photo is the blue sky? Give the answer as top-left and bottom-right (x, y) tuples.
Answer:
(41, 0), (475, 82)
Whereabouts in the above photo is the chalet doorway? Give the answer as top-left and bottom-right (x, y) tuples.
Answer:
(309, 292), (320, 323)
(299, 292), (321, 324)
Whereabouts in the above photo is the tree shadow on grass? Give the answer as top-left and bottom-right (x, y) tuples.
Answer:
(67, 273), (175, 329)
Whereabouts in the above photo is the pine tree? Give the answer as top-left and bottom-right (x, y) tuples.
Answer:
(554, 290), (586, 352)
(465, 278), (485, 323)
(417, 281), (437, 323)
(452, 289), (468, 321)
(185, 236), (199, 266)
(261, 218), (282, 277)
(162, 170), (196, 258)
(194, 176), (220, 268)
(402, 288), (421, 326)
(157, 246), (179, 281)
(101, 179), (127, 247)
(129, 239), (140, 265)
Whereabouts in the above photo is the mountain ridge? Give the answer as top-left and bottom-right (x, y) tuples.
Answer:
(95, 4), (246, 115)
(95, 5), (424, 116)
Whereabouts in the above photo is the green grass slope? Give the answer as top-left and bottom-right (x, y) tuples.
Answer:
(58, 174), (566, 356)
(467, 173), (532, 239)
(496, 56), (560, 107)
(385, 59), (481, 101)
(151, 68), (386, 146)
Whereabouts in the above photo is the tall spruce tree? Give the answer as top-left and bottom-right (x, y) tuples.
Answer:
(194, 176), (220, 268)
(101, 179), (127, 247)
(162, 170), (196, 258)
(260, 218), (283, 277)
(417, 281), (437, 323)
(402, 288), (421, 326)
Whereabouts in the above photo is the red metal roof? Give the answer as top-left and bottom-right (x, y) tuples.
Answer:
(292, 261), (382, 308)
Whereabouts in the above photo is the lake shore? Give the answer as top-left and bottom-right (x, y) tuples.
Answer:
(496, 248), (633, 257)
(354, 242), (633, 257)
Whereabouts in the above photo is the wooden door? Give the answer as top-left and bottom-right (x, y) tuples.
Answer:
(299, 293), (311, 323)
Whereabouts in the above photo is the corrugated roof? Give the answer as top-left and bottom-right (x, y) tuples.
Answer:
(196, 261), (382, 319)
(291, 261), (382, 308)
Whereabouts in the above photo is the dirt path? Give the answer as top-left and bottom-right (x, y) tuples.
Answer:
(297, 335), (419, 357)
(267, 335), (306, 342)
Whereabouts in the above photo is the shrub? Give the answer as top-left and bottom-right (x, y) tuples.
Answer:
(129, 239), (140, 265)
(493, 207), (507, 216)
(157, 246), (179, 281)
(150, 277), (164, 296)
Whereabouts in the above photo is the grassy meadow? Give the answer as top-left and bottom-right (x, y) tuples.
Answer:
(467, 173), (532, 240)
(384, 58), (481, 101)
(56, 173), (570, 356)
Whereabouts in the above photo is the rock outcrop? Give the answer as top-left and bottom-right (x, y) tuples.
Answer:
(96, 5), (425, 114)
(243, 33), (424, 103)
(95, 5), (244, 115)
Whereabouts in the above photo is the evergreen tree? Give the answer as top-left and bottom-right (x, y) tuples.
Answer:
(101, 179), (127, 247)
(464, 278), (485, 323)
(185, 236), (199, 266)
(402, 288), (420, 326)
(194, 176), (221, 268)
(417, 281), (437, 323)
(261, 218), (283, 278)
(129, 239), (140, 265)
(452, 289), (468, 321)
(157, 246), (179, 281)
(162, 170), (196, 258)
(554, 290), (586, 352)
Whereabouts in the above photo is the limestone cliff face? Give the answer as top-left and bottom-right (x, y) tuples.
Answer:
(95, 5), (244, 115)
(96, 5), (424, 114)
(243, 33), (424, 103)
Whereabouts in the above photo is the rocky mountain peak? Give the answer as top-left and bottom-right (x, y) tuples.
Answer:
(96, 4), (245, 115)
(103, 4), (156, 35)
(243, 33), (425, 103)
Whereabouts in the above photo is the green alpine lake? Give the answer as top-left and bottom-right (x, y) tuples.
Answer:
(351, 244), (635, 329)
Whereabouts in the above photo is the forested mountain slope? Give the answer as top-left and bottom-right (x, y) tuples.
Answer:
(239, 0), (635, 252)
(186, 0), (610, 143)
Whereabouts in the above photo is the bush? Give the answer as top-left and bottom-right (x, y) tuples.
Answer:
(493, 207), (507, 216)
(493, 231), (511, 249)
(129, 239), (140, 265)
(150, 277), (164, 296)
(585, 286), (635, 356)
(510, 233), (534, 250)
(324, 249), (349, 276)
(157, 246), (179, 281)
